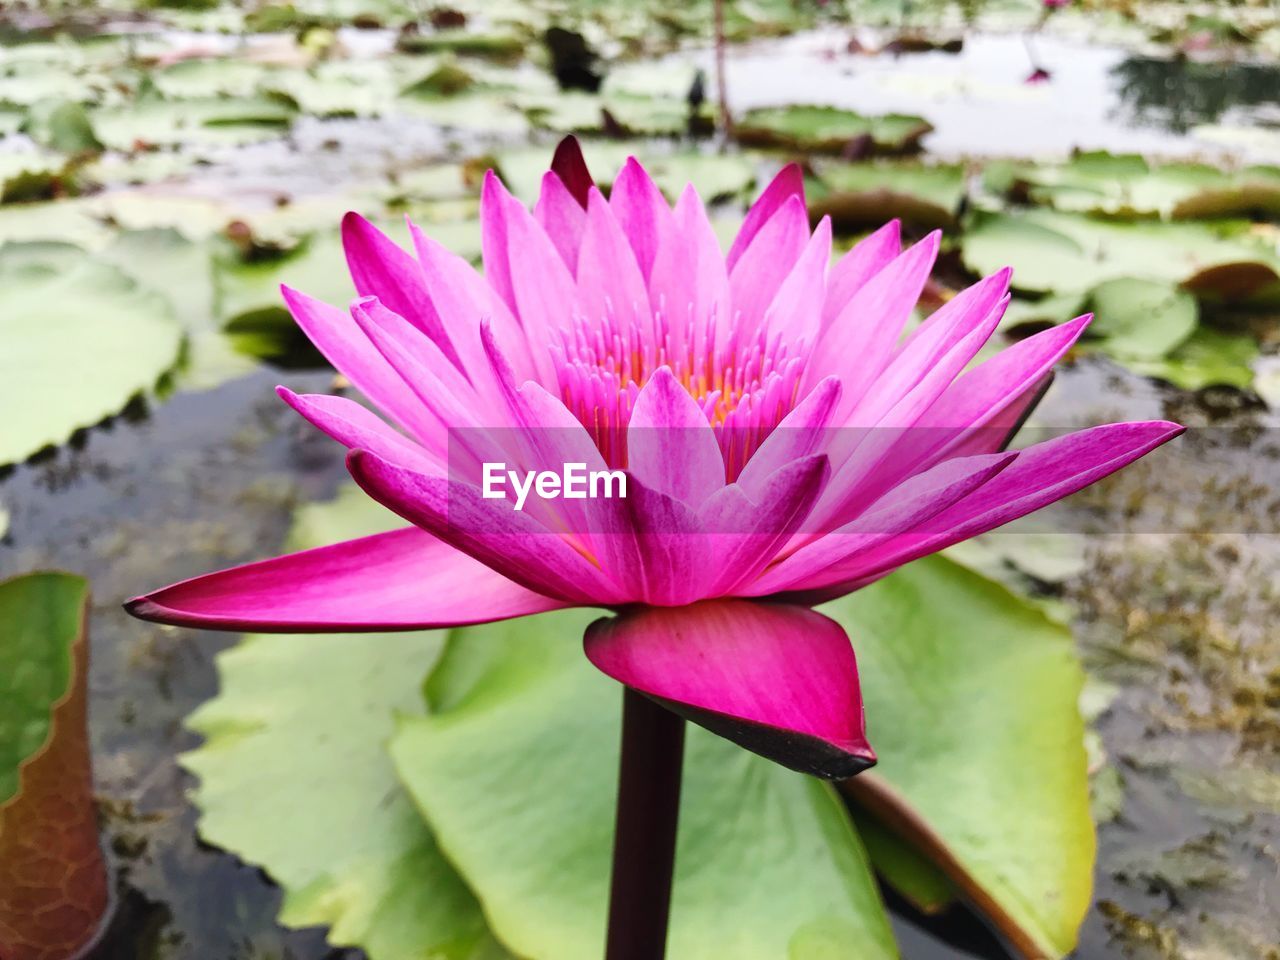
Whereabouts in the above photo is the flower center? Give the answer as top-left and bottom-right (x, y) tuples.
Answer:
(554, 301), (806, 480)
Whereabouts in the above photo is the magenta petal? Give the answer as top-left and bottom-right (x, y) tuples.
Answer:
(627, 367), (725, 507)
(577, 187), (653, 336)
(535, 171), (588, 271)
(726, 163), (805, 270)
(609, 157), (674, 279)
(728, 194), (810, 334)
(341, 213), (452, 358)
(584, 599), (875, 778)
(125, 528), (567, 632)
(823, 219), (901, 330)
(347, 449), (621, 604)
(276, 387), (437, 471)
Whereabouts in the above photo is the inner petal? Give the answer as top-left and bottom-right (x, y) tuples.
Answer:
(553, 300), (807, 480)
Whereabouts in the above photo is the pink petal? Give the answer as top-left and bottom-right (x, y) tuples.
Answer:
(125, 527), (567, 631)
(609, 157), (674, 280)
(535, 171), (588, 271)
(281, 285), (444, 451)
(807, 231), (942, 417)
(648, 185), (729, 357)
(347, 450), (622, 604)
(341, 213), (451, 356)
(697, 453), (830, 595)
(823, 220), (902, 330)
(627, 367), (725, 507)
(785, 421), (1184, 600)
(577, 187), (653, 337)
(728, 194), (810, 334)
(276, 387), (438, 472)
(759, 215), (832, 346)
(584, 599), (875, 778)
(407, 219), (540, 388)
(735, 376), (842, 500)
(726, 163), (805, 270)
(750, 451), (1016, 594)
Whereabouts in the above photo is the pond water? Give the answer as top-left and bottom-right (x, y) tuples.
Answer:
(1, 17), (1278, 960)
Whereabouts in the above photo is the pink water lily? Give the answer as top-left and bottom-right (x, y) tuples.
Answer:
(127, 140), (1180, 779)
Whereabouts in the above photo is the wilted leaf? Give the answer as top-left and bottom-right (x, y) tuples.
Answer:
(0, 246), (183, 464)
(391, 610), (898, 960)
(826, 556), (1095, 960)
(182, 488), (507, 959)
(0, 572), (109, 960)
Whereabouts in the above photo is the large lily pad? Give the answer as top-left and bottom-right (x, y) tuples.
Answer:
(91, 95), (295, 150)
(988, 151), (1280, 220)
(182, 487), (507, 959)
(809, 161), (966, 231)
(733, 105), (932, 155)
(390, 610), (898, 960)
(0, 572), (109, 960)
(824, 556), (1095, 959)
(0, 246), (183, 464)
(962, 208), (1280, 302)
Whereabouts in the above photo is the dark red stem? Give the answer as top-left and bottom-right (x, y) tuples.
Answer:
(604, 688), (686, 960)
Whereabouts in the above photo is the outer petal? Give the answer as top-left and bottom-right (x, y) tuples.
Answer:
(276, 387), (438, 472)
(785, 421), (1184, 600)
(823, 219), (901, 330)
(341, 213), (450, 356)
(609, 156), (674, 280)
(534, 171), (588, 271)
(281, 285), (445, 453)
(125, 528), (568, 632)
(728, 194), (810, 334)
(347, 450), (622, 604)
(584, 599), (875, 779)
(726, 163), (805, 270)
(806, 231), (942, 416)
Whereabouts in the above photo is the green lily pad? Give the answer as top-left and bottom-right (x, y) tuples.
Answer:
(397, 29), (526, 62)
(0, 153), (76, 204)
(825, 556), (1094, 959)
(91, 95), (295, 150)
(20, 99), (103, 154)
(0, 246), (183, 464)
(391, 610), (897, 960)
(1128, 327), (1260, 391)
(0, 572), (109, 960)
(519, 90), (711, 138)
(962, 209), (1280, 301)
(1086, 277), (1199, 360)
(733, 105), (932, 155)
(182, 489), (506, 959)
(151, 58), (273, 100)
(809, 161), (965, 231)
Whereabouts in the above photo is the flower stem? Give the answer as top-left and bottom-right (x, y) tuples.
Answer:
(605, 688), (686, 960)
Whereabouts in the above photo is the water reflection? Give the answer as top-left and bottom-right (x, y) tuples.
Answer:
(1111, 56), (1280, 134)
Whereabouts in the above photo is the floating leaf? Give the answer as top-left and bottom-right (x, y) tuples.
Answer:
(182, 489), (505, 959)
(0, 246), (183, 464)
(962, 209), (1280, 301)
(733, 105), (932, 155)
(91, 95), (295, 150)
(1128, 327), (1260, 391)
(0, 154), (74, 204)
(20, 99), (103, 154)
(827, 556), (1094, 959)
(809, 161), (965, 231)
(0, 572), (110, 960)
(1086, 277), (1198, 360)
(391, 610), (897, 960)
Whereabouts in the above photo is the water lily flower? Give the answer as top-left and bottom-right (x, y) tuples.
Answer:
(128, 140), (1179, 781)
